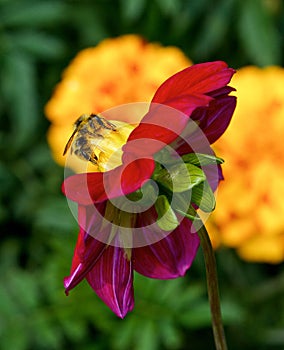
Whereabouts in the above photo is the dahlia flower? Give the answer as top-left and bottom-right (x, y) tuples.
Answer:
(62, 61), (236, 317)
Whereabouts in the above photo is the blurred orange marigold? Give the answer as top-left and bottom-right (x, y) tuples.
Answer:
(45, 34), (192, 166)
(209, 66), (284, 263)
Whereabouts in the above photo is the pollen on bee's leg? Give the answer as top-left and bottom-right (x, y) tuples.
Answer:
(89, 152), (98, 164)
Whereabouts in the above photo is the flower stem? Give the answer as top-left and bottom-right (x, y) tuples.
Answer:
(197, 224), (228, 350)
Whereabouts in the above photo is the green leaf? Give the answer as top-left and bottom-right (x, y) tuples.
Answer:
(182, 153), (224, 166)
(135, 320), (158, 350)
(191, 180), (216, 212)
(179, 302), (211, 328)
(155, 0), (180, 16)
(0, 161), (15, 195)
(6, 271), (39, 310)
(0, 1), (68, 27)
(7, 31), (66, 59)
(155, 195), (179, 231)
(238, 0), (281, 66)
(1, 52), (38, 150)
(31, 311), (62, 349)
(154, 163), (205, 193)
(192, 0), (234, 57)
(159, 320), (182, 349)
(0, 322), (29, 350)
(112, 318), (137, 350)
(68, 5), (108, 46)
(120, 0), (146, 21)
(34, 197), (76, 233)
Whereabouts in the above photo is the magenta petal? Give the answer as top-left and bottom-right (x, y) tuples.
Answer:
(64, 204), (107, 293)
(198, 162), (224, 194)
(174, 95), (236, 157)
(191, 95), (237, 145)
(64, 238), (106, 293)
(86, 245), (134, 318)
(132, 218), (200, 279)
(207, 86), (236, 98)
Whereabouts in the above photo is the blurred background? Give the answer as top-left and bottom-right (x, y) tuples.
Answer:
(0, 0), (284, 349)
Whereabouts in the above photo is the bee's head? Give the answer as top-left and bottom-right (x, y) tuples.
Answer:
(74, 114), (91, 128)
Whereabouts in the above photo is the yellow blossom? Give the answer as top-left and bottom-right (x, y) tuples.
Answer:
(209, 66), (284, 263)
(45, 35), (192, 167)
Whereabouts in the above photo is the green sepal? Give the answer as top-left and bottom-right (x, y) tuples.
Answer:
(127, 180), (157, 203)
(153, 163), (205, 193)
(154, 147), (177, 166)
(191, 180), (216, 212)
(155, 195), (179, 231)
(176, 205), (202, 222)
(125, 181), (158, 212)
(182, 153), (224, 166)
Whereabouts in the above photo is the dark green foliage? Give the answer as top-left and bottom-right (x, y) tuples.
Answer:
(0, 0), (283, 349)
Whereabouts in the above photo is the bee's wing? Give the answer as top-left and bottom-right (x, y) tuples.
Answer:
(63, 129), (78, 155)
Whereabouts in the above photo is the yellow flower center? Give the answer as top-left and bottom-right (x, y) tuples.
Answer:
(64, 115), (136, 174)
(95, 120), (136, 172)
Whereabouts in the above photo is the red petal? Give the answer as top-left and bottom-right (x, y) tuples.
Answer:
(124, 62), (235, 156)
(86, 245), (134, 318)
(63, 158), (155, 205)
(132, 218), (200, 279)
(124, 96), (211, 156)
(151, 61), (235, 105)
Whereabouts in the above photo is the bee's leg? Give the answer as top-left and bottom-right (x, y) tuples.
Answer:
(89, 152), (98, 165)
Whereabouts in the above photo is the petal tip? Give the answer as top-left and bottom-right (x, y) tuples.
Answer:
(116, 303), (134, 319)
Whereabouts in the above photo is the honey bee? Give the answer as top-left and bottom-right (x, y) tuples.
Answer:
(63, 114), (117, 164)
